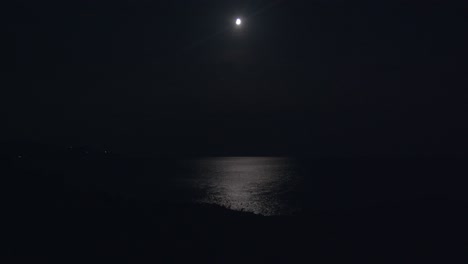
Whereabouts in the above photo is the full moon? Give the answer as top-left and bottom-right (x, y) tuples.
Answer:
(236, 18), (242, 26)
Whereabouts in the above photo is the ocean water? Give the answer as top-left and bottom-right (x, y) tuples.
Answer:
(64, 156), (306, 215)
(62, 156), (463, 216)
(176, 157), (303, 215)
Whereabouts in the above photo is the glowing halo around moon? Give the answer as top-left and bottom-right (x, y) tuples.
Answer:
(236, 18), (242, 26)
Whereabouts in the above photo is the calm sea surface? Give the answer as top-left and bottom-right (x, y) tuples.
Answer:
(64, 156), (459, 216)
(175, 157), (303, 215)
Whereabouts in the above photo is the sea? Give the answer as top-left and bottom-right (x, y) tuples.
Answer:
(59, 156), (463, 216)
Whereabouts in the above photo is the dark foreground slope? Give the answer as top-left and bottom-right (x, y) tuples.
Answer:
(3, 157), (468, 263)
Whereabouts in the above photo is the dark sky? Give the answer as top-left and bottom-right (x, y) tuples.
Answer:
(3, 0), (467, 157)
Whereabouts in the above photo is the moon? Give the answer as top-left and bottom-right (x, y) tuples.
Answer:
(236, 18), (242, 26)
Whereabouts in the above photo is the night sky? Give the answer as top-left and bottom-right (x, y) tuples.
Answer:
(3, 0), (467, 157)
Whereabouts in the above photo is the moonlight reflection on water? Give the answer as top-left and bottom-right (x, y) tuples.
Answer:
(185, 157), (301, 215)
